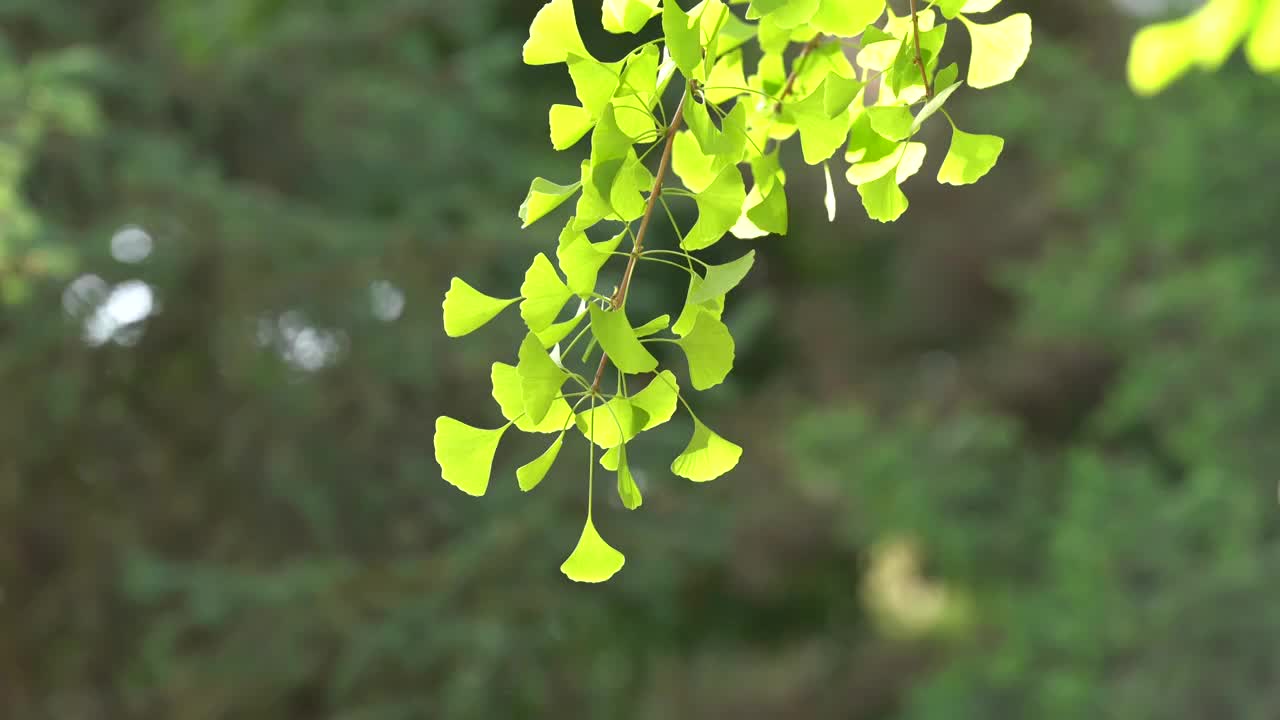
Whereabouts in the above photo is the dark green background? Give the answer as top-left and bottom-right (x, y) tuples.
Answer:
(3, 1), (1279, 718)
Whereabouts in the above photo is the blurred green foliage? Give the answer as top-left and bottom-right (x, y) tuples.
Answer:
(2, 1), (1279, 719)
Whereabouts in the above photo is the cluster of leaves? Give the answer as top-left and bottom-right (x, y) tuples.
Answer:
(435, 0), (1032, 582)
(1128, 0), (1280, 95)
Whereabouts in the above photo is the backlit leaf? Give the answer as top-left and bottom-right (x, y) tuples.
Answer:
(937, 126), (1004, 185)
(434, 417), (508, 496)
(492, 363), (575, 433)
(810, 0), (885, 36)
(616, 445), (643, 509)
(589, 304), (659, 374)
(561, 516), (625, 582)
(691, 251), (755, 304)
(671, 415), (742, 481)
(520, 253), (574, 331)
(631, 370), (680, 430)
(603, 0), (660, 34)
(663, 0), (702, 78)
(520, 178), (581, 228)
(518, 434), (564, 491)
(858, 170), (909, 223)
(675, 308), (735, 390)
(683, 164), (747, 251)
(518, 333), (568, 424)
(443, 278), (517, 337)
(961, 13), (1032, 89)
(524, 0), (590, 65)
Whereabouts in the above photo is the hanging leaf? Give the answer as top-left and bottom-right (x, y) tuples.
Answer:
(561, 516), (626, 582)
(602, 0), (660, 34)
(434, 417), (508, 496)
(442, 278), (517, 338)
(675, 308), (735, 390)
(630, 371), (680, 431)
(492, 363), (575, 433)
(663, 0), (702, 78)
(683, 165), (747, 251)
(589, 305), (659, 374)
(517, 333), (568, 424)
(671, 416), (742, 482)
(520, 254), (574, 332)
(858, 170), (910, 223)
(518, 434), (565, 491)
(691, 251), (756, 304)
(519, 178), (581, 228)
(938, 126), (1005, 185)
(616, 445), (643, 509)
(524, 0), (591, 65)
(961, 13), (1032, 89)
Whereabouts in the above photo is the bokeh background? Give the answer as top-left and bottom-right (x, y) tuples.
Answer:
(3, 0), (1280, 718)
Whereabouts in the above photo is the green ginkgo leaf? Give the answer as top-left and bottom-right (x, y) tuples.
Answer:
(492, 363), (575, 433)
(934, 0), (969, 19)
(549, 104), (594, 150)
(683, 165), (746, 251)
(517, 333), (567, 424)
(524, 0), (590, 65)
(520, 178), (581, 228)
(845, 141), (927, 185)
(663, 0), (702, 78)
(691, 251), (756, 304)
(616, 445), (643, 509)
(567, 55), (624, 116)
(558, 226), (624, 297)
(961, 0), (1003, 13)
(443, 278), (517, 338)
(810, 0), (885, 36)
(561, 516), (626, 582)
(517, 434), (564, 491)
(705, 50), (749, 104)
(675, 308), (735, 390)
(789, 80), (855, 165)
(434, 416), (509, 496)
(534, 307), (586, 348)
(603, 0), (660, 34)
(858, 170), (909, 223)
(938, 126), (1005, 185)
(767, 0), (820, 29)
(672, 273), (726, 336)
(520, 253), (574, 332)
(634, 314), (672, 337)
(867, 105), (914, 141)
(576, 396), (648, 449)
(630, 370), (680, 431)
(911, 81), (962, 133)
(1246, 0), (1280, 72)
(671, 416), (742, 482)
(961, 13), (1032, 89)
(1126, 18), (1197, 96)
(745, 180), (789, 235)
(589, 305), (659, 374)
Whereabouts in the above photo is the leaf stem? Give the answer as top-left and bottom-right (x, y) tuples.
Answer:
(589, 88), (689, 394)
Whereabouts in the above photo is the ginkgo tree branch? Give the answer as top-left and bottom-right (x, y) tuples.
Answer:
(589, 90), (688, 395)
(910, 0), (935, 99)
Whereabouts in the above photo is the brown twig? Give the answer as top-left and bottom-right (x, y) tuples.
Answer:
(910, 0), (935, 99)
(589, 92), (688, 394)
(774, 35), (825, 113)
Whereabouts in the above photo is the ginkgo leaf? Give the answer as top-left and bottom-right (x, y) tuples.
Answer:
(443, 278), (517, 337)
(435, 417), (508, 496)
(1127, 19), (1197, 96)
(634, 314), (672, 337)
(671, 416), (742, 482)
(937, 126), (1004, 185)
(535, 308), (586, 348)
(612, 45), (665, 139)
(911, 81), (962, 133)
(549, 104), (594, 150)
(867, 105), (914, 142)
(589, 305), (659, 374)
(675, 308), (735, 390)
(603, 0), (660, 34)
(961, 0), (1003, 13)
(857, 38), (904, 72)
(520, 178), (581, 228)
(524, 0), (590, 65)
(576, 396), (647, 448)
(558, 226), (624, 297)
(616, 446), (643, 509)
(745, 181), (788, 235)
(810, 0), (885, 36)
(789, 81), (855, 165)
(858, 170), (910, 223)
(518, 434), (564, 491)
(630, 370), (680, 431)
(567, 55), (624, 116)
(663, 0), (702, 77)
(934, 0), (968, 18)
(845, 142), (927, 185)
(492, 363), (575, 433)
(767, 0), (820, 29)
(673, 274), (725, 336)
(683, 165), (747, 251)
(672, 130), (725, 194)
(704, 51), (749, 104)
(691, 251), (756, 304)
(517, 333), (567, 424)
(561, 516), (625, 582)
(1246, 0), (1280, 72)
(824, 162), (837, 222)
(520, 254), (574, 332)
(961, 13), (1032, 89)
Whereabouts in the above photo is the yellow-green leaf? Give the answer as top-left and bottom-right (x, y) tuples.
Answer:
(560, 516), (626, 582)
(937, 127), (1004, 186)
(520, 254), (574, 332)
(671, 416), (742, 482)
(491, 363), (575, 433)
(589, 305), (659, 374)
(603, 0), (660, 34)
(517, 434), (564, 491)
(675, 308), (735, 390)
(442, 278), (517, 338)
(517, 334), (568, 424)
(434, 417), (508, 496)
(524, 0), (590, 65)
(961, 13), (1032, 89)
